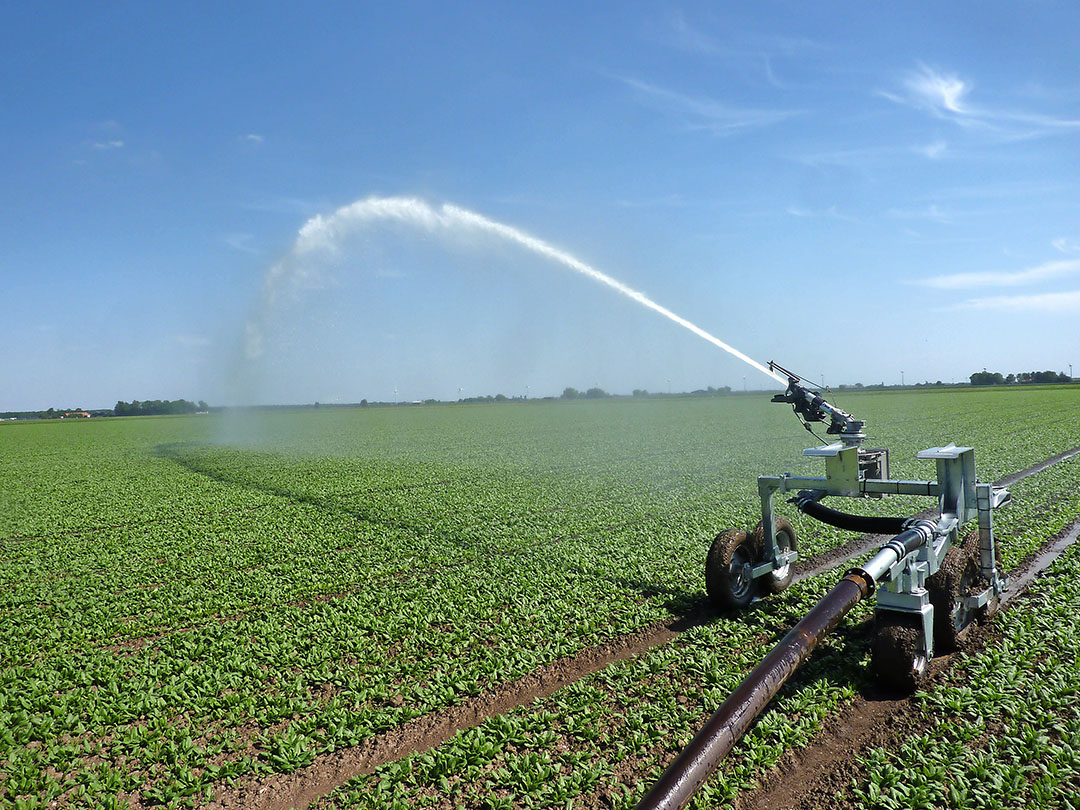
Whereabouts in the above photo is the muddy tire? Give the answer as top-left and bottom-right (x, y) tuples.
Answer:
(750, 517), (798, 594)
(927, 539), (980, 652)
(929, 530), (1002, 648)
(706, 528), (758, 611)
(872, 612), (929, 692)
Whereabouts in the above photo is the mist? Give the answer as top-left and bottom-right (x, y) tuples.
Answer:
(223, 196), (781, 407)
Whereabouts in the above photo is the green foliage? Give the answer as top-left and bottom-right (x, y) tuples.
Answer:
(2, 387), (1080, 807)
(113, 398), (206, 417)
(970, 370), (1071, 385)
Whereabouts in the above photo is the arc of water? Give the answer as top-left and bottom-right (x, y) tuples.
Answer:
(249, 196), (784, 385)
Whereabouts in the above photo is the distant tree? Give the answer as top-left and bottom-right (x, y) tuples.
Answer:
(632, 389), (649, 397)
(1005, 374), (1016, 385)
(584, 387), (608, 399)
(360, 399), (368, 407)
(561, 387), (580, 399)
(970, 371), (1005, 386)
(112, 398), (200, 417)
(494, 393), (508, 402)
(1024, 370), (1071, 384)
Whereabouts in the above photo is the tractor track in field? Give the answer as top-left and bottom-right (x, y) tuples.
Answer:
(738, 512), (1080, 810)
(200, 446), (1080, 810)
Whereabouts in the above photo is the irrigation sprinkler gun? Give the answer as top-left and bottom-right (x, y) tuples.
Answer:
(637, 362), (1011, 810)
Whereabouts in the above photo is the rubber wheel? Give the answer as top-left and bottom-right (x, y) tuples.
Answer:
(706, 528), (758, 611)
(750, 517), (798, 594)
(928, 530), (1002, 648)
(872, 613), (929, 692)
(927, 537), (980, 652)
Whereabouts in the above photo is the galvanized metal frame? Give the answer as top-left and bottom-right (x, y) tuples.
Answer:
(756, 441), (1009, 661)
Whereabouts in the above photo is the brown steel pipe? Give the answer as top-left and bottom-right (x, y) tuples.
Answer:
(635, 573), (871, 810)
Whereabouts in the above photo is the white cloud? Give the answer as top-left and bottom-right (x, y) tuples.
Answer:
(882, 63), (1080, 139)
(241, 133), (264, 144)
(224, 233), (259, 254)
(888, 204), (952, 224)
(954, 289), (1080, 312)
(906, 65), (970, 114)
(663, 10), (722, 56)
(614, 194), (686, 209)
(915, 140), (947, 159)
(92, 139), (125, 149)
(1052, 238), (1080, 255)
(618, 76), (798, 135)
(173, 334), (212, 348)
(915, 259), (1080, 289)
(786, 205), (858, 223)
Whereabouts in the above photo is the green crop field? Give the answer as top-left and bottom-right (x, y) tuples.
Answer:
(3, 385), (1080, 809)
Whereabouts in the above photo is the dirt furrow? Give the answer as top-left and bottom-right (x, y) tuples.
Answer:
(201, 615), (702, 810)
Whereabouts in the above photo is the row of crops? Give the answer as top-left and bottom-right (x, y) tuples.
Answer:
(2, 385), (1079, 808)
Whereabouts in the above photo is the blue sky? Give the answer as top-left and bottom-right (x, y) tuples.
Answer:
(3, 1), (1079, 409)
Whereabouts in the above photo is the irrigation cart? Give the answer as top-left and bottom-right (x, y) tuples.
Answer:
(638, 362), (1010, 810)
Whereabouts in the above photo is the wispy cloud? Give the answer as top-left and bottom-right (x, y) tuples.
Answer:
(173, 334), (212, 348)
(92, 139), (125, 150)
(240, 133), (264, 144)
(614, 194), (686, 209)
(794, 143), (932, 170)
(915, 258), (1080, 289)
(914, 140), (947, 159)
(902, 65), (970, 115)
(662, 10), (723, 56)
(224, 233), (259, 254)
(786, 205), (859, 223)
(954, 290), (1080, 312)
(881, 63), (1080, 139)
(618, 76), (798, 135)
(888, 204), (952, 224)
(661, 12), (824, 60)
(658, 13), (824, 90)
(1052, 238), (1080, 255)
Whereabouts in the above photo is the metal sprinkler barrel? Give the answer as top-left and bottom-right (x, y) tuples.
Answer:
(635, 522), (934, 810)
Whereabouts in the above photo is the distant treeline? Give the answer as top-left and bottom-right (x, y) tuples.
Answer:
(562, 385), (732, 399)
(970, 370), (1072, 386)
(0, 407), (114, 420)
(114, 399), (209, 416)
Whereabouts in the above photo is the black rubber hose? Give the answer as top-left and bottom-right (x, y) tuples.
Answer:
(795, 496), (908, 535)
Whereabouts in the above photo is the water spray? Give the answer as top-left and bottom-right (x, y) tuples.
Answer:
(245, 196), (784, 386)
